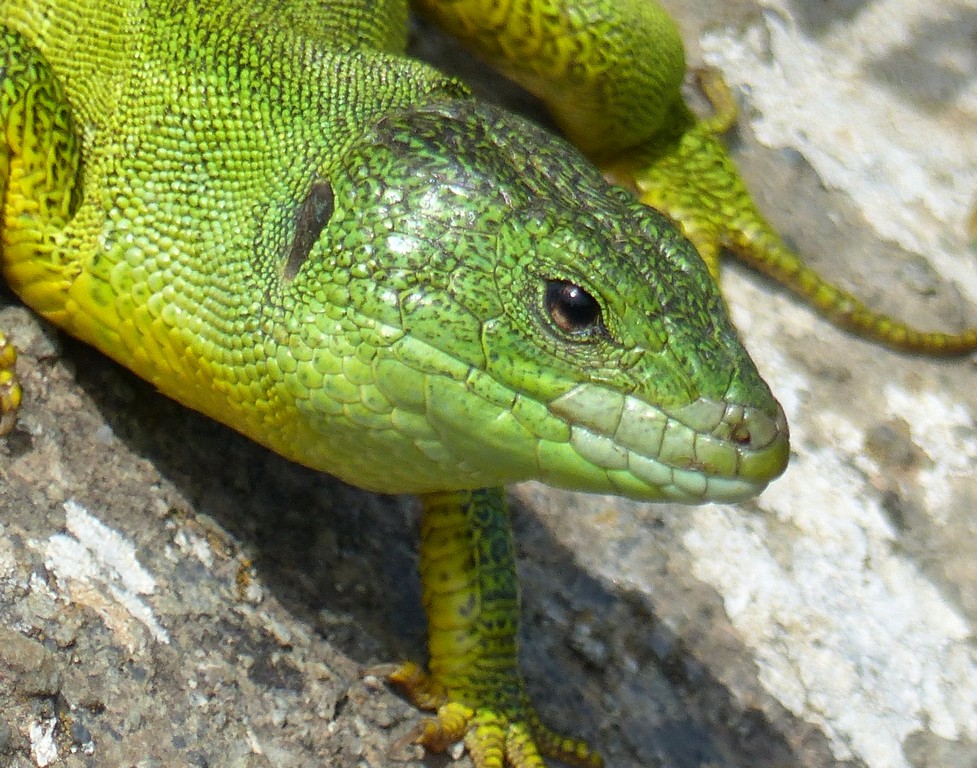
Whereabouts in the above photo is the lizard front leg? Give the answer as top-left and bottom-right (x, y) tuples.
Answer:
(390, 489), (602, 768)
(0, 26), (83, 433)
(416, 0), (977, 355)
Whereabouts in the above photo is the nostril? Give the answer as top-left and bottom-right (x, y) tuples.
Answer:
(730, 422), (753, 445)
(671, 400), (787, 452)
(719, 403), (754, 446)
(722, 404), (786, 450)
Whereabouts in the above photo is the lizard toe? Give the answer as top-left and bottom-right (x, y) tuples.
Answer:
(388, 661), (602, 768)
(0, 331), (22, 436)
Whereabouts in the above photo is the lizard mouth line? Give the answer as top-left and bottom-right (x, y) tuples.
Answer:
(547, 385), (790, 502)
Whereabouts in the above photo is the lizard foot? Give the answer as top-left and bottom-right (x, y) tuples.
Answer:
(389, 661), (603, 768)
(0, 331), (21, 435)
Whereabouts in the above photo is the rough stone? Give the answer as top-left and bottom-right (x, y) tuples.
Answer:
(1, 3), (975, 767)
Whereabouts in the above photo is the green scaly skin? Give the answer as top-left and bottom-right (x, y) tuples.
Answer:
(419, 0), (977, 355)
(1, 1), (792, 766)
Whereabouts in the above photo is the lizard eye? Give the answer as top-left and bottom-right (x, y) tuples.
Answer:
(545, 280), (604, 337)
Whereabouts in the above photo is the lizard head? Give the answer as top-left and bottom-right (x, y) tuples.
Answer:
(286, 99), (788, 502)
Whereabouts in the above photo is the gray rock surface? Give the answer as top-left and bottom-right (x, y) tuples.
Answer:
(2, 1), (976, 767)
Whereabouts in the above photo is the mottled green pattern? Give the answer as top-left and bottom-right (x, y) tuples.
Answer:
(0, 1), (788, 500)
(421, 0), (977, 355)
(0, 2), (790, 767)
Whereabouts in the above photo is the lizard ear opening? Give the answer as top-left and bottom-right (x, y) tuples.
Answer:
(284, 180), (335, 280)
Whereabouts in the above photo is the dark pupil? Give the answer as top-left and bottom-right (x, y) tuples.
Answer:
(545, 280), (602, 334)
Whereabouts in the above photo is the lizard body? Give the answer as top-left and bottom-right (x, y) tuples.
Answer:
(2, 0), (787, 500)
(0, 1), (970, 766)
(1, 1), (789, 765)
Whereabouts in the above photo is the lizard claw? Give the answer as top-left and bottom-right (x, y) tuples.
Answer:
(0, 331), (21, 435)
(692, 65), (739, 135)
(388, 661), (603, 768)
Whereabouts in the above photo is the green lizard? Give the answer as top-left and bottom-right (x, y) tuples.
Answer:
(0, 1), (970, 767)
